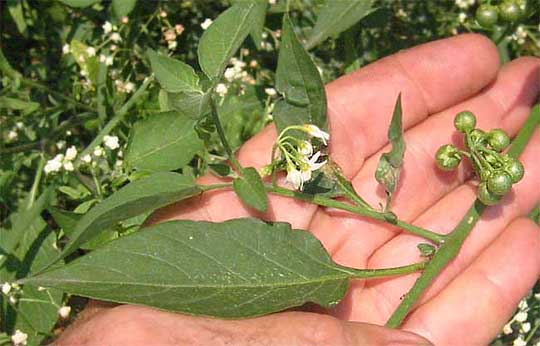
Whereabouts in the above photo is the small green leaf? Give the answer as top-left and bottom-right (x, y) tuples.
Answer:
(375, 94), (405, 208)
(125, 111), (203, 172)
(48, 207), (81, 237)
(50, 172), (202, 265)
(233, 167), (268, 212)
(112, 0), (137, 18)
(58, 0), (100, 8)
(417, 243), (436, 257)
(165, 90), (209, 119)
(147, 50), (200, 93)
(305, 0), (375, 50)
(7, 0), (27, 36)
(0, 96), (39, 114)
(274, 15), (327, 132)
(22, 218), (355, 318)
(198, 2), (265, 79)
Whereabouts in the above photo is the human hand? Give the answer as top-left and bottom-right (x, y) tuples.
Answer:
(57, 34), (540, 346)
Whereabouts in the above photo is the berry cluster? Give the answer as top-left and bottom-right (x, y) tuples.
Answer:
(475, 0), (527, 28)
(436, 111), (524, 205)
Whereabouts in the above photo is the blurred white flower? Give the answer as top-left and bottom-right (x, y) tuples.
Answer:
(503, 322), (513, 335)
(81, 154), (92, 163)
(100, 54), (114, 66)
(102, 21), (113, 34)
(65, 146), (77, 161)
(513, 337), (527, 346)
(11, 330), (28, 346)
(58, 306), (71, 319)
(201, 18), (213, 30)
(110, 33), (122, 43)
(164, 29), (177, 41)
(124, 82), (135, 93)
(1, 282), (11, 295)
(515, 311), (528, 322)
(168, 40), (178, 50)
(521, 322), (531, 333)
(215, 83), (228, 97)
(63, 161), (74, 172)
(56, 140), (66, 150)
(15, 122), (24, 129)
(44, 154), (64, 174)
(93, 146), (104, 157)
(7, 130), (18, 141)
(160, 10), (168, 18)
(103, 135), (120, 150)
(458, 12), (467, 23)
(121, 16), (129, 24)
(264, 88), (277, 96)
(303, 124), (330, 145)
(62, 43), (70, 55)
(86, 47), (96, 57)
(268, 0), (277, 4)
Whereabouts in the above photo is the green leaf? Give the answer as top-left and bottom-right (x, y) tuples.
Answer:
(48, 207), (80, 237)
(198, 2), (265, 79)
(51, 172), (202, 265)
(125, 111), (203, 172)
(58, 0), (100, 7)
(375, 94), (405, 207)
(22, 218), (355, 318)
(305, 0), (375, 50)
(7, 0), (27, 36)
(274, 15), (327, 132)
(112, 0), (137, 18)
(147, 50), (200, 93)
(165, 90), (210, 119)
(233, 167), (268, 212)
(0, 96), (39, 115)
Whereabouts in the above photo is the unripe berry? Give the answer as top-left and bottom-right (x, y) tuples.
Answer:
(503, 156), (524, 183)
(454, 111), (476, 133)
(488, 128), (510, 152)
(478, 182), (501, 205)
(487, 171), (513, 196)
(435, 144), (462, 171)
(499, 1), (524, 22)
(476, 5), (499, 27)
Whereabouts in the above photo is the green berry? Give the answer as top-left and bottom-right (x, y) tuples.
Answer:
(478, 182), (502, 205)
(454, 111), (477, 133)
(487, 171), (513, 196)
(476, 5), (499, 27)
(504, 157), (525, 183)
(466, 129), (487, 149)
(435, 144), (462, 171)
(488, 129), (510, 152)
(499, 1), (524, 22)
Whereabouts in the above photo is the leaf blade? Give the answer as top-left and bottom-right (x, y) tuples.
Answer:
(233, 167), (268, 212)
(147, 50), (200, 93)
(23, 218), (352, 318)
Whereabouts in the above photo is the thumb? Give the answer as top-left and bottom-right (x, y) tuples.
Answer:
(343, 321), (433, 346)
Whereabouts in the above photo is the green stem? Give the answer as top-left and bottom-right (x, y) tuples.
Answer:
(209, 96), (243, 172)
(339, 261), (426, 279)
(20, 78), (96, 112)
(26, 155), (46, 210)
(386, 104), (540, 328)
(76, 76), (153, 164)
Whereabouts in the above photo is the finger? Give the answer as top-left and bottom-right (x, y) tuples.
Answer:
(57, 305), (433, 346)
(403, 218), (540, 345)
(309, 57), (540, 270)
(151, 34), (500, 228)
(346, 129), (540, 324)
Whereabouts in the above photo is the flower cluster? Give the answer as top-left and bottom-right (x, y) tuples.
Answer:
(268, 125), (330, 190)
(44, 145), (78, 174)
(502, 297), (539, 346)
(455, 0), (475, 9)
(435, 111), (524, 205)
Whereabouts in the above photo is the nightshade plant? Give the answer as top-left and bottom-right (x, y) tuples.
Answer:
(0, 1), (539, 345)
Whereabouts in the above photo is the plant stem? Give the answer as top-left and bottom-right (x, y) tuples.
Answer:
(386, 104), (540, 328)
(209, 96), (243, 172)
(339, 261), (426, 279)
(26, 155), (46, 210)
(20, 78), (96, 112)
(76, 76), (153, 163)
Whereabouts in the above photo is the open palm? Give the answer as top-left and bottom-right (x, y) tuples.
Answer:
(58, 34), (540, 346)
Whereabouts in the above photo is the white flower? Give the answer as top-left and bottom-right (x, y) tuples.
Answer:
(268, 0), (276, 4)
(7, 130), (18, 141)
(249, 60), (258, 68)
(86, 47), (96, 57)
(1, 282), (11, 295)
(175, 24), (185, 34)
(159, 10), (168, 18)
(303, 125), (330, 145)
(521, 322), (531, 333)
(519, 300), (528, 310)
(58, 306), (71, 319)
(103, 135), (120, 150)
(99, 54), (114, 66)
(110, 33), (122, 43)
(286, 164), (303, 190)
(201, 18), (213, 30)
(215, 83), (228, 97)
(103, 21), (113, 34)
(62, 43), (70, 55)
(15, 122), (24, 129)
(110, 44), (118, 52)
(458, 12), (467, 23)
(56, 140), (66, 150)
(44, 154), (64, 174)
(515, 311), (528, 322)
(124, 82), (135, 93)
(224, 68), (236, 81)
(9, 296), (17, 304)
(11, 330), (28, 346)
(298, 141), (313, 156)
(65, 146), (77, 161)
(306, 151), (327, 172)
(503, 322), (513, 335)
(63, 161), (74, 172)
(164, 29), (177, 41)
(168, 40), (178, 50)
(81, 154), (92, 163)
(513, 337), (527, 346)
(93, 146), (104, 157)
(121, 16), (129, 24)
(264, 88), (277, 96)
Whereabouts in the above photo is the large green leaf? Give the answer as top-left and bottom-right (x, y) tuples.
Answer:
(274, 15), (327, 132)
(147, 50), (200, 93)
(58, 0), (100, 8)
(112, 0), (137, 18)
(198, 2), (265, 79)
(305, 0), (375, 50)
(125, 111), (203, 172)
(22, 218), (356, 318)
(375, 94), (405, 208)
(51, 172), (202, 264)
(233, 167), (268, 212)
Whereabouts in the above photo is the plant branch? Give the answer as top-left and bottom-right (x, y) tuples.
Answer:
(339, 261), (427, 279)
(209, 96), (243, 172)
(386, 104), (540, 328)
(76, 76), (153, 163)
